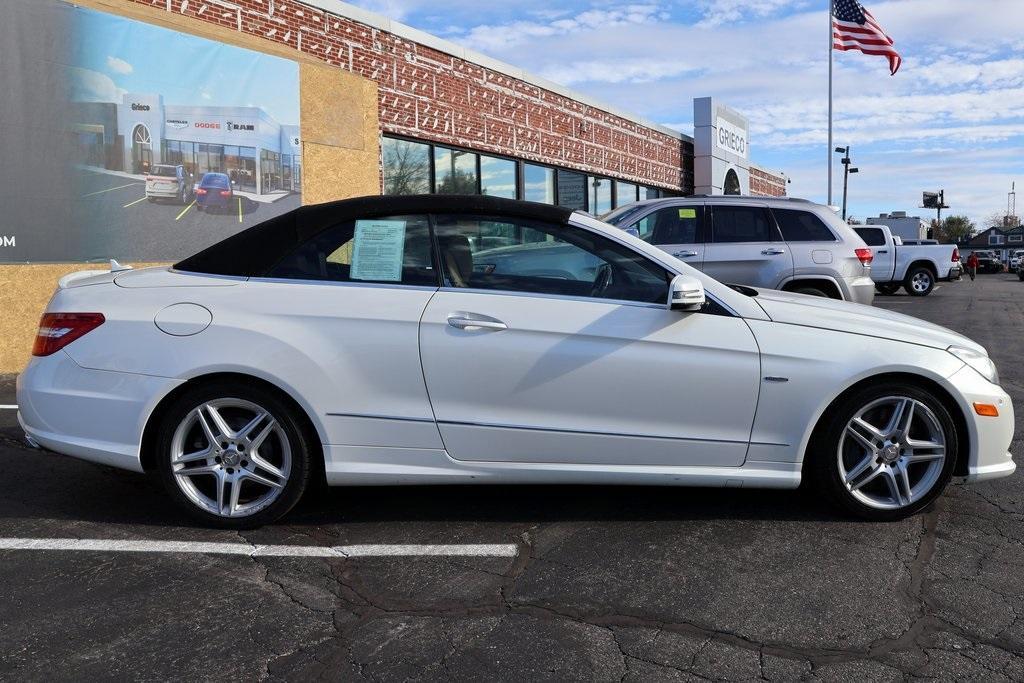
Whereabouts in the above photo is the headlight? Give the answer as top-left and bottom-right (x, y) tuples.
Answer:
(948, 345), (999, 384)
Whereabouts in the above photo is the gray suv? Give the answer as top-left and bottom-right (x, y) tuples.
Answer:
(604, 196), (875, 305)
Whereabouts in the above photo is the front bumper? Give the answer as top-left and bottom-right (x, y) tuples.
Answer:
(17, 351), (183, 473)
(948, 365), (1016, 483)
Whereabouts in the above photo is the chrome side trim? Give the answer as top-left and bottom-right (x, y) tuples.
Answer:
(326, 412), (436, 423)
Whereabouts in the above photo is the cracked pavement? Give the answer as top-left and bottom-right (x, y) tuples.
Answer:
(1, 275), (1022, 680)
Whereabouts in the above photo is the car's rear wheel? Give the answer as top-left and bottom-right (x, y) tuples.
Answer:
(875, 283), (901, 296)
(155, 381), (313, 528)
(808, 383), (956, 521)
(904, 267), (934, 296)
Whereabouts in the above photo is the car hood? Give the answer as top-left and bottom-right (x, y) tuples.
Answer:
(750, 288), (985, 354)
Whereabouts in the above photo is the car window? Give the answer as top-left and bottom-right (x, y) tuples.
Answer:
(266, 214), (437, 286)
(151, 166), (178, 177)
(630, 206), (704, 245)
(853, 227), (886, 247)
(773, 208), (836, 242)
(710, 206), (773, 243)
(433, 214), (670, 305)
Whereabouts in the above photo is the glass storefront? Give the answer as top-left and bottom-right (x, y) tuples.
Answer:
(163, 140), (259, 193)
(380, 135), (674, 211)
(260, 149), (281, 193)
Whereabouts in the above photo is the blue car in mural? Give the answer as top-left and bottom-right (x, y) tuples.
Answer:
(194, 173), (235, 212)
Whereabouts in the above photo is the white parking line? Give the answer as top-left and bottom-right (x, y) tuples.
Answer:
(81, 182), (141, 198)
(0, 538), (518, 558)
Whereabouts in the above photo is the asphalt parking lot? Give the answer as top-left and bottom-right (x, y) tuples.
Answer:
(76, 169), (301, 261)
(1, 274), (1023, 681)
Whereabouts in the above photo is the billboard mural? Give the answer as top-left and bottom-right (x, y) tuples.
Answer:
(0, 0), (301, 262)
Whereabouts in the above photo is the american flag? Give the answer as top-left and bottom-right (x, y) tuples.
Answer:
(832, 0), (902, 75)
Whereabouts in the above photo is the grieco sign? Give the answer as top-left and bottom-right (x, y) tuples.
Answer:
(715, 117), (747, 159)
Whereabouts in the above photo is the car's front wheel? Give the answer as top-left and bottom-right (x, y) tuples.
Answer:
(155, 381), (313, 528)
(808, 382), (957, 521)
(904, 267), (934, 296)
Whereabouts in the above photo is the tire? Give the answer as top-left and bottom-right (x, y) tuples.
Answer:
(1018, 271), (1024, 281)
(903, 266), (934, 296)
(875, 283), (901, 296)
(792, 286), (829, 298)
(155, 380), (314, 528)
(807, 382), (957, 521)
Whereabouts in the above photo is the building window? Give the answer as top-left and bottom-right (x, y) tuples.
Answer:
(261, 149), (282, 193)
(989, 234), (1004, 245)
(479, 155), (517, 199)
(588, 176), (612, 215)
(614, 181), (638, 208)
(641, 186), (661, 200)
(434, 146), (478, 194)
(522, 164), (555, 204)
(556, 170), (586, 210)
(1010, 235), (1022, 243)
(382, 137), (431, 195)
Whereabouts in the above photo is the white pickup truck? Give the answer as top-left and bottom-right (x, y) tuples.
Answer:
(853, 225), (961, 296)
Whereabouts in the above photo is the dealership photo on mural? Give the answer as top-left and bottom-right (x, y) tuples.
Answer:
(0, 0), (302, 263)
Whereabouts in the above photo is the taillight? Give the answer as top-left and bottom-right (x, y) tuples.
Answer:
(952, 247), (960, 262)
(219, 190), (231, 197)
(195, 188), (207, 195)
(32, 313), (105, 357)
(855, 248), (874, 266)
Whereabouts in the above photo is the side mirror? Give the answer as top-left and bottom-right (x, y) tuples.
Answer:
(668, 273), (705, 311)
(623, 226), (640, 239)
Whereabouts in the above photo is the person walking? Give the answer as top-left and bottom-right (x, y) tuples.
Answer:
(966, 252), (978, 281)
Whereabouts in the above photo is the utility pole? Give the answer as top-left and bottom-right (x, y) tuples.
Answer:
(835, 146), (858, 220)
(1009, 182), (1016, 224)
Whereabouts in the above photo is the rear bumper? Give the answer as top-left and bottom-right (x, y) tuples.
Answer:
(145, 187), (180, 198)
(844, 276), (876, 305)
(17, 352), (183, 473)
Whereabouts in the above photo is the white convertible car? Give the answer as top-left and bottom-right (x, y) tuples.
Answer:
(17, 195), (1015, 527)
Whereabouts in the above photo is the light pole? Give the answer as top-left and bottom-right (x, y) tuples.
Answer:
(835, 146), (858, 220)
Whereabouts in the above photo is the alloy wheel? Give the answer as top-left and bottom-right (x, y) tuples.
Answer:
(837, 396), (946, 510)
(910, 271), (932, 293)
(169, 398), (291, 518)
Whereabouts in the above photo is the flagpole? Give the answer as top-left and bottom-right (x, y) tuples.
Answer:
(827, 0), (833, 206)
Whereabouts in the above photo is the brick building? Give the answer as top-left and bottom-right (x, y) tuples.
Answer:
(124, 0), (787, 210)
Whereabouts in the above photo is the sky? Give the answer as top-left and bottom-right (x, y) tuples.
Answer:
(347, 0), (1024, 228)
(70, 6), (300, 125)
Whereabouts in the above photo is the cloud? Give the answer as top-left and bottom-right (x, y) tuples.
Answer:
(105, 55), (133, 75)
(453, 4), (668, 53)
(69, 67), (127, 103)
(695, 0), (809, 28)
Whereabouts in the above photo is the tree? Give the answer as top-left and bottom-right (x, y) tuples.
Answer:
(382, 139), (430, 195)
(983, 211), (1021, 229)
(935, 215), (974, 243)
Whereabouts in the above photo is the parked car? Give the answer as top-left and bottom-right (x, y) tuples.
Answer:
(18, 195), (1014, 527)
(604, 196), (875, 304)
(970, 250), (1003, 274)
(194, 172), (235, 212)
(1009, 249), (1024, 270)
(145, 164), (192, 204)
(852, 225), (961, 296)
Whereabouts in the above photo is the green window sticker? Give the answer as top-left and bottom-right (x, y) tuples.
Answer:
(350, 219), (407, 281)
(678, 208), (697, 219)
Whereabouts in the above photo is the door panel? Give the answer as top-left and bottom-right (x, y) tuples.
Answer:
(703, 204), (794, 288)
(631, 204), (706, 271)
(419, 290), (761, 466)
(853, 227), (893, 281)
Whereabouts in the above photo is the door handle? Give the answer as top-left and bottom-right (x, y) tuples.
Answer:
(447, 313), (507, 331)
(673, 250), (698, 258)
(877, 249), (888, 254)
(761, 248), (786, 255)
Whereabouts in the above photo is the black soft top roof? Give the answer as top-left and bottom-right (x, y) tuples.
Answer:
(174, 194), (575, 277)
